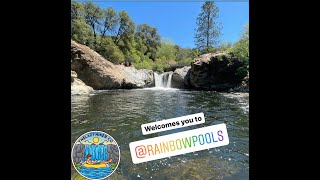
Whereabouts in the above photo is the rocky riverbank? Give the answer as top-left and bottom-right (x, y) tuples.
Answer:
(169, 52), (248, 92)
(189, 52), (248, 91)
(71, 40), (249, 94)
(71, 40), (154, 94)
(71, 71), (94, 95)
(171, 66), (191, 89)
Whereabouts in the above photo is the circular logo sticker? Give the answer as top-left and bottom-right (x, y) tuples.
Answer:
(72, 131), (120, 180)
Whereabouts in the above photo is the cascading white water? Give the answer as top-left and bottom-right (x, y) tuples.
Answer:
(167, 73), (172, 88)
(154, 72), (173, 88)
(154, 72), (164, 87)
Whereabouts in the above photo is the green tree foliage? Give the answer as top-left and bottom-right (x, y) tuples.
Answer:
(195, 1), (222, 52)
(135, 36), (148, 55)
(156, 38), (177, 62)
(71, 1), (197, 69)
(99, 7), (118, 44)
(83, 2), (103, 50)
(191, 48), (201, 58)
(114, 11), (135, 46)
(113, 11), (136, 63)
(132, 58), (154, 70)
(217, 42), (233, 52)
(232, 24), (249, 77)
(98, 37), (125, 64)
(95, 7), (120, 59)
(232, 24), (249, 61)
(175, 47), (196, 66)
(71, 2), (93, 46)
(71, 19), (94, 46)
(135, 24), (161, 61)
(131, 36), (153, 69)
(152, 39), (176, 71)
(71, 2), (83, 21)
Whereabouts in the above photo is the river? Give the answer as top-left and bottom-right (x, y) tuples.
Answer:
(71, 89), (249, 180)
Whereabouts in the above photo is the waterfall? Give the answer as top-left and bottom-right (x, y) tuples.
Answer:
(154, 72), (164, 87)
(84, 145), (108, 161)
(154, 72), (173, 88)
(167, 73), (172, 88)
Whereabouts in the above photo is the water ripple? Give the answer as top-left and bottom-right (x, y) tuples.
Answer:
(71, 90), (249, 179)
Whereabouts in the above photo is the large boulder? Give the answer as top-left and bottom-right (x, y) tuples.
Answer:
(71, 71), (94, 95)
(71, 40), (155, 89)
(116, 65), (154, 88)
(231, 74), (249, 92)
(171, 66), (191, 88)
(190, 52), (246, 91)
(71, 40), (125, 89)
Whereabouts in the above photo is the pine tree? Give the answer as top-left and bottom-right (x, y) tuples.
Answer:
(194, 1), (222, 52)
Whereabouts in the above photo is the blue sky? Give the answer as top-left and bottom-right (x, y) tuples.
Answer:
(79, 1), (248, 48)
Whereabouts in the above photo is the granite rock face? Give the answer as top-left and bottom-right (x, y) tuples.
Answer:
(71, 40), (154, 89)
(116, 65), (154, 88)
(171, 66), (191, 88)
(71, 40), (125, 89)
(189, 53), (246, 91)
(71, 71), (94, 95)
(230, 74), (249, 93)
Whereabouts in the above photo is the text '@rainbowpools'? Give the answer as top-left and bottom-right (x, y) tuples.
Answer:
(129, 123), (229, 164)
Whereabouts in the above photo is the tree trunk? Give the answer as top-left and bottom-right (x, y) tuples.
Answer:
(114, 19), (123, 45)
(99, 28), (107, 48)
(92, 23), (97, 50)
(206, 11), (210, 52)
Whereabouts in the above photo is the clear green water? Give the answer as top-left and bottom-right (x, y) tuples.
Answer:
(71, 89), (249, 180)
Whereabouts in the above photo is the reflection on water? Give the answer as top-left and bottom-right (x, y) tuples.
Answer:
(71, 89), (249, 180)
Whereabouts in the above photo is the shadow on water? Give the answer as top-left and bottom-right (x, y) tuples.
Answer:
(71, 89), (249, 179)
